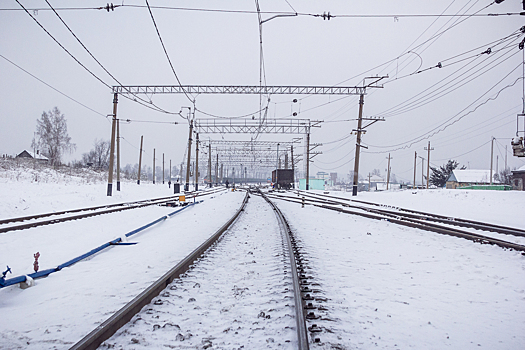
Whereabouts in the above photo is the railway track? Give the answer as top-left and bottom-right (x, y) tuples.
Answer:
(70, 189), (320, 349)
(266, 190), (525, 252)
(0, 186), (225, 234)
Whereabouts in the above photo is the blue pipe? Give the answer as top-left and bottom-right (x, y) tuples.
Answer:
(0, 201), (201, 289)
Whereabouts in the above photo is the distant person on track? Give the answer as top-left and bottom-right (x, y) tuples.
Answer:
(168, 180), (171, 188)
(225, 180), (229, 188)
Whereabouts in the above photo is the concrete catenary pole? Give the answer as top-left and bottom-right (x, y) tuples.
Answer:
(306, 133), (310, 190)
(490, 136), (495, 185)
(413, 151), (417, 189)
(195, 133), (199, 191)
(137, 136), (143, 185)
(116, 118), (120, 191)
(352, 93), (365, 196)
(107, 93), (118, 196)
(215, 153), (219, 186)
(185, 118), (193, 192)
(208, 143), (212, 188)
(153, 148), (156, 184)
(291, 144), (295, 189)
(162, 153), (165, 184)
(386, 153), (392, 190)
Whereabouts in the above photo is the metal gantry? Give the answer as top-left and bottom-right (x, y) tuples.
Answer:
(194, 119), (321, 135)
(113, 85), (366, 96)
(106, 84), (364, 195)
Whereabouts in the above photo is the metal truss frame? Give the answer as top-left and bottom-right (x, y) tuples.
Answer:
(113, 85), (365, 96)
(194, 119), (321, 134)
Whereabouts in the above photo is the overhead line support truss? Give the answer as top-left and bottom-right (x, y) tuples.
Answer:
(113, 85), (366, 96)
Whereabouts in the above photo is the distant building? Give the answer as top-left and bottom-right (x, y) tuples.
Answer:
(316, 171), (329, 180)
(330, 172), (337, 185)
(446, 170), (495, 189)
(511, 165), (525, 191)
(16, 150), (48, 163)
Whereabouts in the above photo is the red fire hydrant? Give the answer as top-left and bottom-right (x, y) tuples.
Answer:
(33, 252), (40, 272)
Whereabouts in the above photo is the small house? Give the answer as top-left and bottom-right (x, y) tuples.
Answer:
(511, 165), (525, 191)
(16, 150), (48, 163)
(446, 170), (495, 189)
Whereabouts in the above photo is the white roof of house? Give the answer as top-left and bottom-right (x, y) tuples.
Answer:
(31, 152), (48, 160)
(368, 174), (384, 182)
(447, 169), (496, 184)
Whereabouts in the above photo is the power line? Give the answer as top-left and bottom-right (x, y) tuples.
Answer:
(43, 0), (180, 116)
(363, 68), (523, 153)
(14, 3), (522, 18)
(0, 53), (106, 118)
(14, 0), (111, 89)
(145, 0), (193, 103)
(376, 39), (521, 119)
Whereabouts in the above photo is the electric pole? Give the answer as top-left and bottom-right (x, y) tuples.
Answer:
(216, 153), (219, 186)
(291, 144), (294, 189)
(195, 133), (199, 191)
(208, 143), (212, 188)
(424, 141), (434, 189)
(116, 118), (120, 191)
(162, 153), (165, 184)
(169, 159), (172, 187)
(490, 136), (495, 185)
(418, 156), (425, 187)
(368, 173), (371, 192)
(137, 135), (143, 185)
(153, 148), (156, 184)
(184, 110), (193, 192)
(413, 151), (417, 189)
(386, 153), (392, 190)
(107, 92), (118, 196)
(351, 76), (387, 196)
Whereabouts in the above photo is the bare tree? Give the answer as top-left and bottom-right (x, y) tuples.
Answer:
(82, 139), (110, 169)
(32, 107), (75, 166)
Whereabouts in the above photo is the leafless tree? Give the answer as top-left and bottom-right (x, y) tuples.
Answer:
(82, 139), (110, 169)
(32, 107), (76, 166)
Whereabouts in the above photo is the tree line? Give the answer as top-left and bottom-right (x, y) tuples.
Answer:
(30, 107), (180, 182)
(29, 106), (514, 186)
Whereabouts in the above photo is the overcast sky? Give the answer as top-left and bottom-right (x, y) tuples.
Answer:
(2, 0), (525, 184)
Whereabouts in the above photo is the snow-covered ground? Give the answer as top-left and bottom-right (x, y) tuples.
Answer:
(0, 167), (246, 349)
(1, 164), (524, 350)
(275, 189), (525, 349)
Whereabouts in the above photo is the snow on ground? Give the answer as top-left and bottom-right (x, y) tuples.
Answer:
(102, 194), (296, 349)
(0, 171), (246, 349)
(1, 163), (525, 350)
(275, 191), (525, 349)
(316, 189), (525, 229)
(0, 162), (179, 220)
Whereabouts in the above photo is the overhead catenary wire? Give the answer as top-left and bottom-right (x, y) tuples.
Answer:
(0, 54), (106, 118)
(363, 67), (524, 154)
(15, 3), (522, 18)
(376, 43), (521, 119)
(145, 0), (193, 104)
(43, 0), (181, 117)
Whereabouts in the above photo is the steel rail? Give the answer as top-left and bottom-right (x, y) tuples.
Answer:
(258, 190), (310, 350)
(0, 187), (226, 234)
(295, 190), (525, 237)
(267, 193), (525, 252)
(69, 191), (249, 350)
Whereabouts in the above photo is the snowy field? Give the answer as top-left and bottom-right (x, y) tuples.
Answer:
(1, 165), (524, 349)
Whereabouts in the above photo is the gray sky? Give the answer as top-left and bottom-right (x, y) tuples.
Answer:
(2, 0), (525, 184)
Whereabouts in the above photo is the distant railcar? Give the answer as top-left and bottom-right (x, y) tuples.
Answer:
(272, 169), (294, 189)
